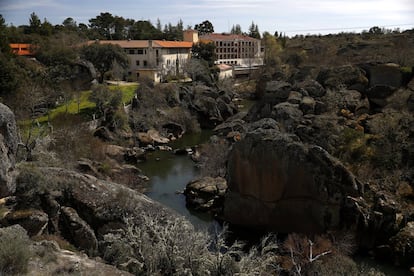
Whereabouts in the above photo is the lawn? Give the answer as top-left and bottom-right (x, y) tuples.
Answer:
(28, 83), (138, 124)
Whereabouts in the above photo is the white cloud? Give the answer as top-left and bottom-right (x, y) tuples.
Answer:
(1, 0), (62, 11)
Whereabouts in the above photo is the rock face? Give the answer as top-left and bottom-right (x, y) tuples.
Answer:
(223, 128), (362, 233)
(0, 103), (19, 197)
(180, 85), (238, 129)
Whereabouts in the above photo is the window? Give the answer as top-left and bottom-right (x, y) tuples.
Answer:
(137, 49), (144, 55)
(129, 49), (135, 54)
(143, 60), (148, 67)
(136, 60), (140, 66)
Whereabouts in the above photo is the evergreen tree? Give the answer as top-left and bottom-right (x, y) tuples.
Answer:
(230, 24), (242, 35)
(248, 21), (260, 39)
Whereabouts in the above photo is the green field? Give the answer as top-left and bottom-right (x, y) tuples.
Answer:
(27, 83), (138, 124)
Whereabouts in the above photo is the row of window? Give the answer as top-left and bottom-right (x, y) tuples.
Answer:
(216, 47), (256, 54)
(217, 53), (258, 60)
(126, 48), (146, 55)
(218, 60), (238, 65)
(215, 41), (255, 47)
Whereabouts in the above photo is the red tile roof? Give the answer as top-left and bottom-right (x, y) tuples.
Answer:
(153, 40), (193, 48)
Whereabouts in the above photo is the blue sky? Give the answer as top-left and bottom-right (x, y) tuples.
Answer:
(1, 0), (413, 35)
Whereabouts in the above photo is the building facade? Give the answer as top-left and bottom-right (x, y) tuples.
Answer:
(88, 40), (193, 83)
(199, 33), (263, 67)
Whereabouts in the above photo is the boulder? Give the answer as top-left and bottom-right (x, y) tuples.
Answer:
(390, 222), (414, 266)
(184, 177), (227, 212)
(182, 84), (237, 129)
(300, 96), (316, 115)
(0, 103), (19, 197)
(247, 118), (280, 132)
(60, 206), (98, 253)
(265, 81), (292, 100)
(271, 102), (303, 132)
(223, 128), (362, 233)
(287, 91), (303, 104)
(137, 129), (169, 145)
(93, 126), (114, 142)
(105, 144), (146, 164)
(4, 209), (48, 237)
(316, 65), (368, 92)
(297, 80), (326, 98)
(361, 63), (403, 88)
(77, 158), (100, 176)
(342, 90), (365, 113)
(213, 119), (246, 136)
(366, 85), (397, 106)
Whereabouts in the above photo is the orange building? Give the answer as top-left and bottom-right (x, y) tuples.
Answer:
(9, 43), (35, 56)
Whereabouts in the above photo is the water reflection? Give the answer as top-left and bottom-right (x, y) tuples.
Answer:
(139, 130), (218, 230)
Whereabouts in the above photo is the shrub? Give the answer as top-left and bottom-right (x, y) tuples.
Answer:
(0, 225), (32, 275)
(100, 211), (282, 275)
(198, 138), (230, 177)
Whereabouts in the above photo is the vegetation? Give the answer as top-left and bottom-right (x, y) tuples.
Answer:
(0, 226), (32, 275)
(80, 43), (128, 83)
(194, 20), (214, 35)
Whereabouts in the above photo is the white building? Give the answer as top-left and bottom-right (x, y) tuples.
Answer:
(88, 39), (193, 83)
(199, 33), (264, 67)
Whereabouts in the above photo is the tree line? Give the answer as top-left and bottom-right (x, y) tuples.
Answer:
(3, 12), (187, 42)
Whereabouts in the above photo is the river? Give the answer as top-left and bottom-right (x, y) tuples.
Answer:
(138, 129), (220, 231)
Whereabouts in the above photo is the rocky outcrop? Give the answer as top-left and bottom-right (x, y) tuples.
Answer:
(180, 85), (238, 129)
(223, 128), (362, 233)
(60, 206), (98, 253)
(316, 65), (369, 92)
(3, 209), (48, 237)
(9, 165), (184, 272)
(137, 129), (169, 145)
(0, 103), (19, 197)
(184, 177), (227, 212)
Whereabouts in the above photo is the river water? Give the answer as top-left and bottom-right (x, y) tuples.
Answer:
(138, 129), (220, 231)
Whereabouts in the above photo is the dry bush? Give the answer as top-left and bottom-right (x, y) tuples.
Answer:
(100, 211), (282, 275)
(198, 138), (230, 178)
(281, 232), (359, 275)
(48, 123), (106, 168)
(0, 226), (32, 275)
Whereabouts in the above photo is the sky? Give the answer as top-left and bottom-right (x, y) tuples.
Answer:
(1, 0), (414, 36)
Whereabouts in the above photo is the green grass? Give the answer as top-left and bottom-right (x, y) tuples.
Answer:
(20, 84), (138, 126)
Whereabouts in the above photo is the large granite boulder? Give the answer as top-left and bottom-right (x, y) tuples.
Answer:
(361, 63), (403, 88)
(296, 80), (326, 98)
(0, 103), (19, 197)
(316, 65), (368, 92)
(223, 128), (362, 233)
(184, 176), (227, 212)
